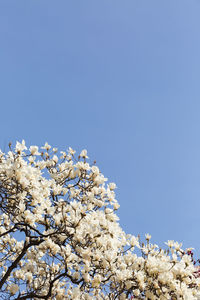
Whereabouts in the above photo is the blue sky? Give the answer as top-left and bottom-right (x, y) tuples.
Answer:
(1, 0), (200, 253)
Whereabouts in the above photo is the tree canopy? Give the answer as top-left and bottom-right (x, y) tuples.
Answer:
(0, 141), (199, 299)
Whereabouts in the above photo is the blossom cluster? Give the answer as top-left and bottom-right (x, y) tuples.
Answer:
(0, 140), (199, 299)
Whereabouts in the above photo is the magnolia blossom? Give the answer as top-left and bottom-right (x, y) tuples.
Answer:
(29, 146), (40, 156)
(0, 140), (199, 299)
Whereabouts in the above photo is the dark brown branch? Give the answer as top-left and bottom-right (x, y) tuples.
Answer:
(15, 271), (71, 300)
(0, 239), (43, 290)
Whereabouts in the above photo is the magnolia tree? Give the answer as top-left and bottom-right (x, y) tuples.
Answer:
(0, 141), (200, 300)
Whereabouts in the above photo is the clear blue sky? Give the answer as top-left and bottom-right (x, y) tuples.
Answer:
(1, 0), (200, 253)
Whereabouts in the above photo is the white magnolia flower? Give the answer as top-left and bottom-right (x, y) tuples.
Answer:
(9, 284), (19, 295)
(80, 149), (88, 158)
(0, 140), (198, 300)
(42, 142), (51, 150)
(15, 140), (27, 153)
(145, 233), (151, 240)
(29, 145), (40, 155)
